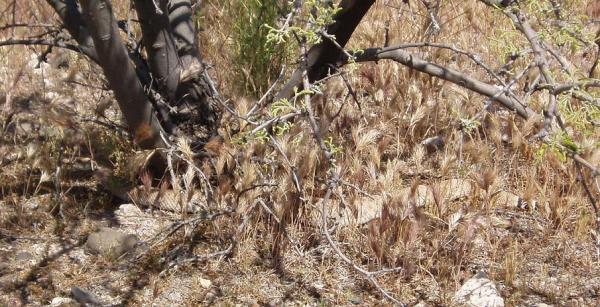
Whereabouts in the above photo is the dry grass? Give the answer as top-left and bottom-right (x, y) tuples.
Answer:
(1, 0), (599, 305)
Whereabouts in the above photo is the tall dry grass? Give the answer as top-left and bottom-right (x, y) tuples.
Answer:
(0, 0), (599, 305)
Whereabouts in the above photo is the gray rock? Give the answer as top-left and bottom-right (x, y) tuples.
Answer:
(453, 272), (504, 307)
(49, 51), (70, 69)
(0, 274), (16, 288)
(114, 204), (163, 240)
(421, 135), (445, 151)
(15, 251), (34, 262)
(0, 262), (9, 274)
(348, 295), (364, 305)
(85, 227), (139, 260)
(71, 286), (104, 306)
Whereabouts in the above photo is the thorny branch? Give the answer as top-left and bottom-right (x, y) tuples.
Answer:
(340, 45), (599, 177)
(345, 45), (536, 119)
(319, 171), (405, 306)
(575, 162), (600, 261)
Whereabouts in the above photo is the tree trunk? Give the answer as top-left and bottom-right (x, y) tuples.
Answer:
(133, 0), (181, 102)
(275, 0), (376, 101)
(80, 0), (168, 150)
(45, 0), (98, 62)
(167, 0), (200, 65)
(167, 0), (220, 139)
(135, 0), (219, 142)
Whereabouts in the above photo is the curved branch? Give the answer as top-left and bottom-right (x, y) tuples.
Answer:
(550, 80), (600, 94)
(345, 46), (537, 119)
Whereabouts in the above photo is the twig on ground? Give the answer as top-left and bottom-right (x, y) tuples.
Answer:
(159, 244), (233, 276)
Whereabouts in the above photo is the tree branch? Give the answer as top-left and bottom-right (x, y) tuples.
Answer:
(344, 46), (537, 119)
(45, 0), (98, 62)
(0, 38), (86, 54)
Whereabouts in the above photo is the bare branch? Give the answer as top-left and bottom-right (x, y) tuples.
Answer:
(319, 172), (406, 306)
(0, 23), (57, 31)
(345, 46), (536, 119)
(551, 80), (600, 95)
(0, 38), (86, 54)
(297, 41), (405, 305)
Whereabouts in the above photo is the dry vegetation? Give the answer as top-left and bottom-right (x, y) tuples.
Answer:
(1, 0), (599, 306)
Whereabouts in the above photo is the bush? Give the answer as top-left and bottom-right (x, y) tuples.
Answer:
(230, 0), (290, 96)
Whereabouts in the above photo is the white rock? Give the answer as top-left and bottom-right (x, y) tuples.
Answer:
(453, 272), (504, 307)
(374, 89), (385, 103)
(199, 277), (212, 289)
(48, 297), (75, 306)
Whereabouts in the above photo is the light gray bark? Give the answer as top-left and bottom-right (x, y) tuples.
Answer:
(349, 46), (536, 119)
(166, 0), (219, 135)
(134, 0), (181, 102)
(167, 0), (199, 64)
(80, 0), (168, 149)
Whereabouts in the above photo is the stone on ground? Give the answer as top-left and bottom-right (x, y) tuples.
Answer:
(453, 272), (504, 307)
(85, 228), (139, 260)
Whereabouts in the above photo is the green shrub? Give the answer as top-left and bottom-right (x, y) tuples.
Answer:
(231, 0), (290, 97)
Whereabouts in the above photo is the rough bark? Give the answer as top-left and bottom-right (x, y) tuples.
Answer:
(80, 0), (168, 149)
(275, 0), (376, 101)
(166, 0), (219, 138)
